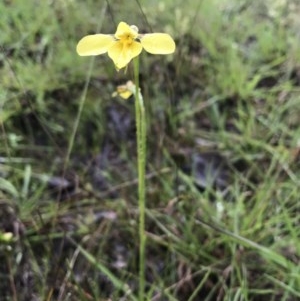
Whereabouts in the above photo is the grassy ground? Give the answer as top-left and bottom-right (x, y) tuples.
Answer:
(0, 0), (300, 300)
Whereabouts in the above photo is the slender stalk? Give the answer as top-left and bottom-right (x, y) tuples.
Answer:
(64, 2), (107, 169)
(133, 57), (147, 300)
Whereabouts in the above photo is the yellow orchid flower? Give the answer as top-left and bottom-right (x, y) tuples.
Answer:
(112, 81), (138, 99)
(76, 21), (176, 70)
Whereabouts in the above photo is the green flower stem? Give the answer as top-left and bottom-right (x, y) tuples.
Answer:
(133, 57), (146, 301)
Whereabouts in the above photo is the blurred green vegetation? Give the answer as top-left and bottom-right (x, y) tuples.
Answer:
(0, 0), (299, 300)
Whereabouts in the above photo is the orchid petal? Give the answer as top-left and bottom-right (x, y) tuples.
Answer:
(76, 34), (114, 56)
(140, 33), (175, 54)
(115, 21), (138, 39)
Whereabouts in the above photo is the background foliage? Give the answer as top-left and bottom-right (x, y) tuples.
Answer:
(0, 0), (299, 300)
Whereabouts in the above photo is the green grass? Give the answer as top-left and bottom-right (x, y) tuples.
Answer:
(0, 0), (299, 300)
